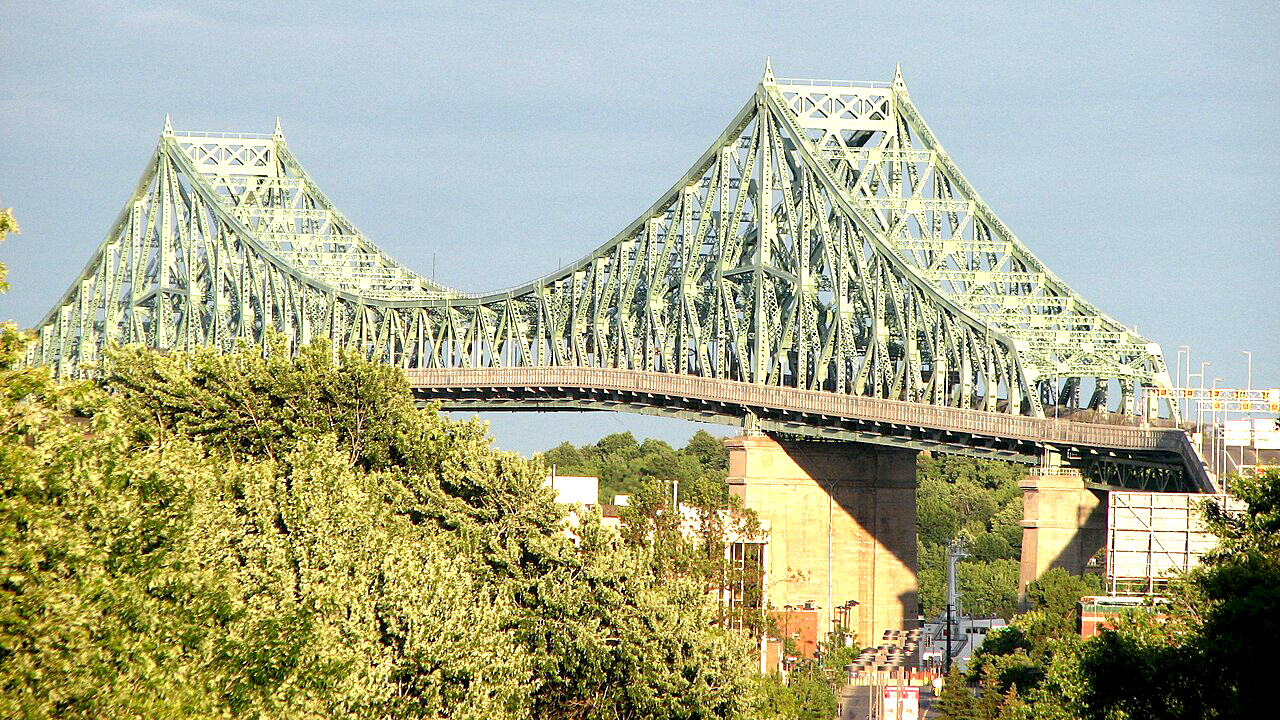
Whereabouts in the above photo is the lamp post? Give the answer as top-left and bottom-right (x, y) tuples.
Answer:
(835, 599), (859, 647)
(782, 605), (794, 673)
(1243, 351), (1252, 403)
(1241, 351), (1252, 474)
(944, 538), (969, 674)
(1177, 345), (1190, 415)
(1197, 362), (1211, 432)
(1212, 377), (1224, 480)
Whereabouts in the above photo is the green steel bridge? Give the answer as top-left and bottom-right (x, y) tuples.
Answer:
(29, 64), (1212, 492)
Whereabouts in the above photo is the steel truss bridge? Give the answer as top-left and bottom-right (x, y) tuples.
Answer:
(29, 63), (1211, 492)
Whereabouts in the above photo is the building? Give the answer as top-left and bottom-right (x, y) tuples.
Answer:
(917, 615), (1006, 674)
(1078, 595), (1168, 639)
(544, 473), (771, 635)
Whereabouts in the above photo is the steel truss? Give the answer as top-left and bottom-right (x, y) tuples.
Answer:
(32, 65), (1179, 430)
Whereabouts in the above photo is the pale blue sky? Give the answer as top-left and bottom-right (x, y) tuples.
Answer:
(2, 1), (1276, 455)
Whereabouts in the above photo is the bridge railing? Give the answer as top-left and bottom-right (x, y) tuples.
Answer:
(405, 367), (1186, 453)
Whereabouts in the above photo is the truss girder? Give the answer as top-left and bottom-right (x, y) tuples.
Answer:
(33, 69), (1174, 434)
(794, 71), (1177, 419)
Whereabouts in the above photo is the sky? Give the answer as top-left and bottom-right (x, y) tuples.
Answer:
(2, 1), (1277, 456)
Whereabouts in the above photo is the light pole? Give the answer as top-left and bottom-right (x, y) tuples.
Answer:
(1243, 351), (1253, 417)
(1212, 377), (1224, 480)
(1243, 351), (1252, 399)
(1242, 350), (1253, 476)
(1177, 345), (1190, 414)
(944, 538), (969, 674)
(1197, 362), (1211, 433)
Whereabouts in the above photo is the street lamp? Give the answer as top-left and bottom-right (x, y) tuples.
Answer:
(1175, 345), (1190, 418)
(1188, 361), (1207, 432)
(835, 600), (859, 647)
(1242, 351), (1253, 410)
(945, 538), (969, 674)
(1241, 351), (1252, 475)
(1212, 377), (1224, 480)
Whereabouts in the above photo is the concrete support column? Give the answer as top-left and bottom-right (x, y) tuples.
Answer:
(725, 435), (918, 648)
(1018, 472), (1107, 602)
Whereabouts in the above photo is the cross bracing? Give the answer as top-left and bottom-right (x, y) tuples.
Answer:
(30, 64), (1200, 488)
(789, 66), (1177, 419)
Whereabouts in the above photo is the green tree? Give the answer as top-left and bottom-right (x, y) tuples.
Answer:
(935, 666), (978, 720)
(786, 662), (838, 720)
(0, 205), (16, 291)
(956, 559), (1019, 618)
(747, 673), (800, 719)
(1008, 470), (1280, 719)
(1067, 471), (1280, 719)
(1023, 568), (1101, 636)
(1, 338), (767, 719)
(0, 350), (530, 718)
(916, 455), (1025, 618)
(685, 429), (730, 473)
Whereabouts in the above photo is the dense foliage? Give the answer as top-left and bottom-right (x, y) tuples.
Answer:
(916, 455), (1038, 619)
(549, 436), (1037, 622)
(0, 338), (771, 719)
(542, 430), (729, 506)
(941, 471), (1276, 719)
(3, 204), (1263, 716)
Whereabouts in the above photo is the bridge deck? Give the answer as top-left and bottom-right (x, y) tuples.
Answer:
(406, 367), (1213, 493)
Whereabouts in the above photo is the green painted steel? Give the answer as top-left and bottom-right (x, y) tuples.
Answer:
(30, 65), (1180, 426)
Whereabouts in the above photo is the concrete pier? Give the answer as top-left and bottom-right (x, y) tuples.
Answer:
(1017, 472), (1106, 603)
(725, 435), (919, 647)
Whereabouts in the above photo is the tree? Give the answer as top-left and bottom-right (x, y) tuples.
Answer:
(1, 338), (767, 718)
(785, 662), (838, 720)
(916, 456), (1025, 618)
(956, 559), (1020, 618)
(539, 429), (730, 506)
(1012, 470), (1280, 719)
(1023, 568), (1101, 636)
(935, 667), (978, 720)
(0, 205), (16, 291)
(1070, 470), (1280, 719)
(0, 341), (535, 718)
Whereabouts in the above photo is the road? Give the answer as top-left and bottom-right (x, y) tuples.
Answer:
(837, 683), (940, 719)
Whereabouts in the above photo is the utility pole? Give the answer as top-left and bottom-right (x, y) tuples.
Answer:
(1243, 351), (1253, 475)
(944, 537), (969, 674)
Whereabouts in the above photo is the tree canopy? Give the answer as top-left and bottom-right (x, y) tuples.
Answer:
(941, 470), (1276, 719)
(916, 455), (1029, 620)
(0, 339), (766, 719)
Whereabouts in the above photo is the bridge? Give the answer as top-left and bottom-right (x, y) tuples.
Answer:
(28, 63), (1215, 644)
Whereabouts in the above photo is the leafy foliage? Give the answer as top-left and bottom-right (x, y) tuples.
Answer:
(542, 430), (728, 505)
(916, 455), (1027, 619)
(0, 339), (768, 719)
(958, 470), (1280, 718)
(0, 205), (16, 291)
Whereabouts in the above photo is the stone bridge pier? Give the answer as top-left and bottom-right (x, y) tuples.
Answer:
(725, 435), (919, 648)
(1017, 472), (1107, 604)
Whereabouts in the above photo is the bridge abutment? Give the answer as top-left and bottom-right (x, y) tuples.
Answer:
(725, 435), (918, 648)
(1017, 472), (1106, 605)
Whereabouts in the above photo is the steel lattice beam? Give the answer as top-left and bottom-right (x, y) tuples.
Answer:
(29, 65), (1197, 488)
